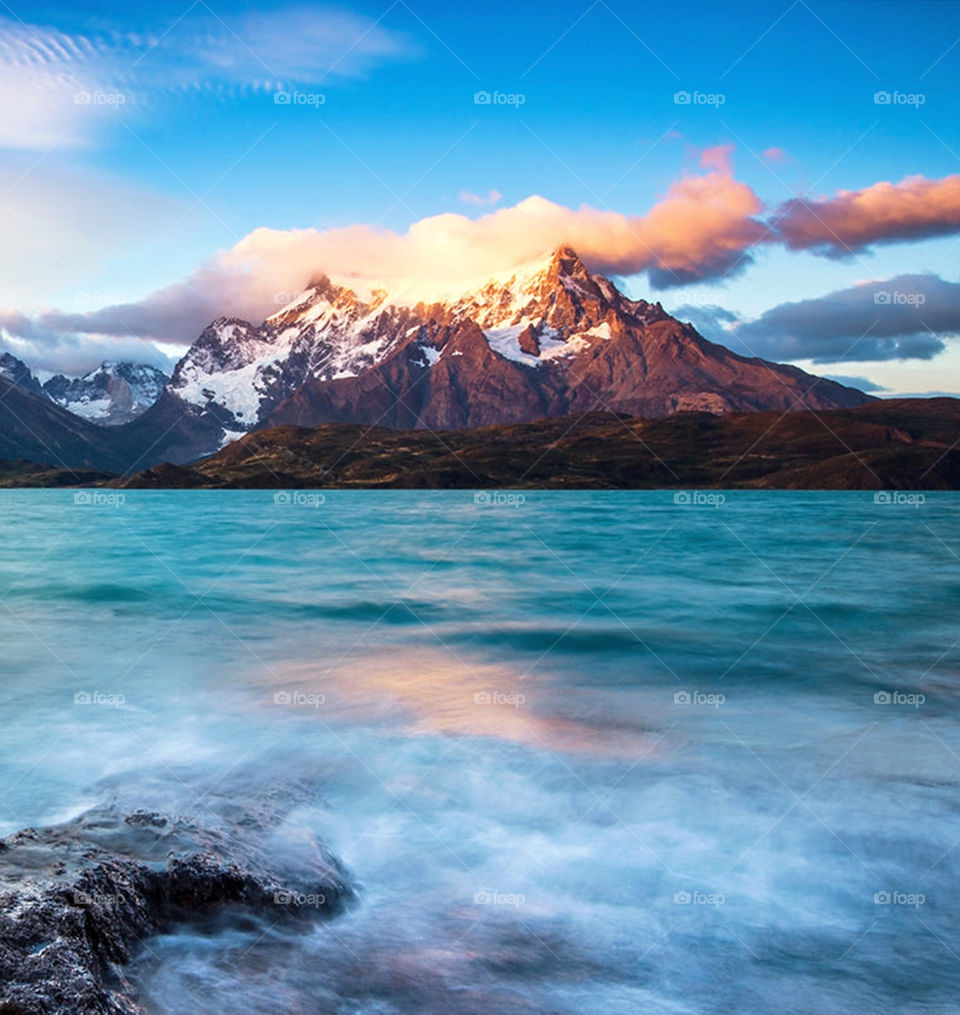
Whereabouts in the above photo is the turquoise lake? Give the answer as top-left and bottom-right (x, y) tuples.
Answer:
(0, 490), (957, 1014)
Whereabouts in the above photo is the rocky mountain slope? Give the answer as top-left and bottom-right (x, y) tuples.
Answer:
(0, 247), (875, 472)
(0, 351), (46, 395)
(126, 246), (871, 464)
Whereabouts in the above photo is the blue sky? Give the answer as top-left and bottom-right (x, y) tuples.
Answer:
(1, 0), (959, 390)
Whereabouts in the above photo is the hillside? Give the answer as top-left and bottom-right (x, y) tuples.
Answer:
(109, 397), (960, 490)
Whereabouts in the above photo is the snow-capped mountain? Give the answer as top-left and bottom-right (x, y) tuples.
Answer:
(43, 362), (169, 426)
(166, 282), (424, 439)
(128, 246), (871, 464)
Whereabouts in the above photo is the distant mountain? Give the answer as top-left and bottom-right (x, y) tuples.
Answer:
(43, 362), (169, 426)
(126, 246), (872, 464)
(0, 353), (168, 434)
(0, 375), (132, 473)
(111, 398), (960, 490)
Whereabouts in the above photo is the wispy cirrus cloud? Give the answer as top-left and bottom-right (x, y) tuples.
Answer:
(762, 147), (791, 165)
(0, 7), (414, 150)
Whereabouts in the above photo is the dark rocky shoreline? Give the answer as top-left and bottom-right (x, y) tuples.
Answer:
(0, 799), (352, 1014)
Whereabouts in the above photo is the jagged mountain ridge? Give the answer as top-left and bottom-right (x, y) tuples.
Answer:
(138, 246), (870, 463)
(0, 352), (46, 396)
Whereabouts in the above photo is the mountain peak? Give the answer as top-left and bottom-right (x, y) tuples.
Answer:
(541, 246), (593, 293)
(549, 244), (588, 276)
(0, 352), (45, 395)
(149, 239), (871, 463)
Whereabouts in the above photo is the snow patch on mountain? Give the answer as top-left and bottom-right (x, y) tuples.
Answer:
(585, 322), (612, 340)
(420, 345), (442, 367)
(483, 326), (540, 368)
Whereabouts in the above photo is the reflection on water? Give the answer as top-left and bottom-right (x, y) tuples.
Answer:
(275, 648), (664, 757)
(0, 491), (957, 1014)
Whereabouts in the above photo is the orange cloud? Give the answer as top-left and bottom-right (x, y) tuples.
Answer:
(774, 174), (960, 255)
(7, 164), (960, 363)
(223, 171), (767, 300)
(458, 189), (502, 207)
(699, 144), (735, 174)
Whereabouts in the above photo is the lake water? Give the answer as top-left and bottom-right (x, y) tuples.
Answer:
(0, 490), (957, 1014)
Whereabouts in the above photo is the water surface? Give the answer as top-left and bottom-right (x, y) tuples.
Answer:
(0, 491), (957, 1013)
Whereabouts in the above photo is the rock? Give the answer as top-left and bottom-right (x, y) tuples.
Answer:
(0, 800), (352, 1014)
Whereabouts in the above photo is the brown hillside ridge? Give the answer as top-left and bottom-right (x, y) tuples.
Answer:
(102, 398), (960, 490)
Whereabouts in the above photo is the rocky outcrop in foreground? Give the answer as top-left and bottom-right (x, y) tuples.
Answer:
(0, 800), (352, 1014)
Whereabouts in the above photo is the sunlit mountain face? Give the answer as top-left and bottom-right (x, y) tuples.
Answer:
(111, 246), (866, 465)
